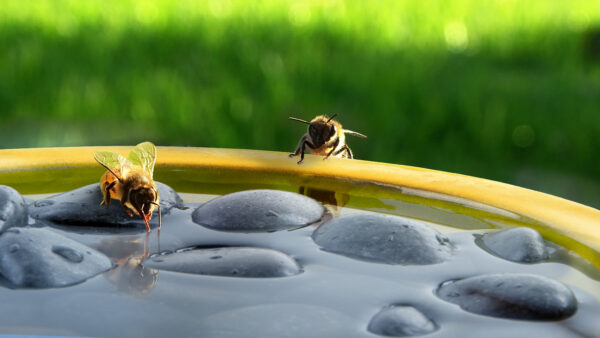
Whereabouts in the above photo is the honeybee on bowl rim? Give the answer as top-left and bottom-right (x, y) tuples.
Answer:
(289, 114), (366, 164)
(94, 142), (161, 232)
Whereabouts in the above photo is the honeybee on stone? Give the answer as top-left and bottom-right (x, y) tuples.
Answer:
(94, 142), (161, 232)
(289, 114), (366, 164)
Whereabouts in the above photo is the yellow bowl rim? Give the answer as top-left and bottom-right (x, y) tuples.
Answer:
(1, 146), (598, 254)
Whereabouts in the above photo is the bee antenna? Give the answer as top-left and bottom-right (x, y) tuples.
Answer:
(106, 168), (124, 183)
(327, 114), (338, 123)
(289, 117), (310, 125)
(94, 157), (124, 182)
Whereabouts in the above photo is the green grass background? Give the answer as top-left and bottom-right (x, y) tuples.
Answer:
(0, 0), (599, 208)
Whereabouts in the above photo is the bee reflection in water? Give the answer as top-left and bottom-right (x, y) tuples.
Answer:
(299, 186), (350, 223)
(98, 233), (159, 295)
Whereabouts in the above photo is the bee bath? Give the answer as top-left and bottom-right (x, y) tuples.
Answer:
(0, 147), (599, 337)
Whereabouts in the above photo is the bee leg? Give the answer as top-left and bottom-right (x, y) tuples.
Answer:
(323, 146), (337, 160)
(344, 145), (354, 159)
(297, 141), (310, 164)
(120, 193), (135, 217)
(289, 135), (314, 164)
(333, 145), (353, 159)
(298, 142), (315, 164)
(323, 137), (342, 160)
(100, 181), (117, 208)
(289, 139), (304, 157)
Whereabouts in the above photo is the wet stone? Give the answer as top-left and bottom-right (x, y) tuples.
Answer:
(436, 273), (577, 321)
(143, 247), (301, 278)
(481, 227), (548, 263)
(0, 185), (28, 233)
(52, 245), (84, 263)
(29, 182), (183, 227)
(192, 189), (324, 232)
(0, 227), (112, 288)
(312, 213), (453, 265)
(368, 305), (438, 337)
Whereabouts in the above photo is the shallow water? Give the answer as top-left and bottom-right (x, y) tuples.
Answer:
(2, 186), (599, 337)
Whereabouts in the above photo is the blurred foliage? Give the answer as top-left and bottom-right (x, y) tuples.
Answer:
(0, 0), (599, 207)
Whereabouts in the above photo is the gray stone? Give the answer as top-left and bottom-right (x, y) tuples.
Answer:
(0, 227), (113, 288)
(312, 213), (453, 265)
(0, 185), (28, 232)
(29, 182), (183, 227)
(481, 227), (548, 263)
(436, 273), (577, 320)
(367, 305), (438, 337)
(192, 189), (324, 232)
(143, 247), (301, 278)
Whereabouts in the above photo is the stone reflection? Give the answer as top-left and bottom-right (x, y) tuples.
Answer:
(97, 233), (159, 295)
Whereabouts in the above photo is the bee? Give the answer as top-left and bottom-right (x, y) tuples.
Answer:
(94, 142), (161, 232)
(289, 114), (366, 164)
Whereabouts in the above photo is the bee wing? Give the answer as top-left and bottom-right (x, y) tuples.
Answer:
(94, 151), (127, 181)
(128, 141), (157, 178)
(343, 129), (367, 138)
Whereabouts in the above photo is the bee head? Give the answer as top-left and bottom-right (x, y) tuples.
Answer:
(309, 117), (337, 147)
(129, 187), (158, 217)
